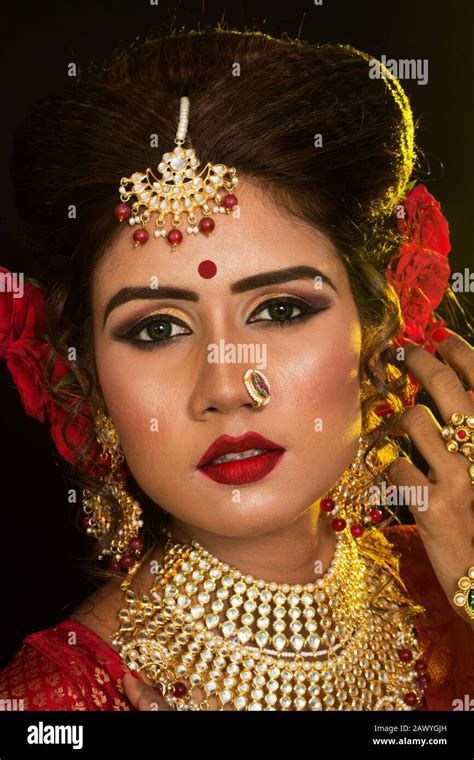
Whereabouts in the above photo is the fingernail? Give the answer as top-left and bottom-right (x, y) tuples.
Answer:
(401, 340), (418, 354)
(432, 327), (450, 342)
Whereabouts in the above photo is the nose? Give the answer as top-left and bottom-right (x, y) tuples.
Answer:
(188, 345), (266, 419)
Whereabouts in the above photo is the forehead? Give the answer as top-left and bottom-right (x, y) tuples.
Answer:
(92, 180), (346, 305)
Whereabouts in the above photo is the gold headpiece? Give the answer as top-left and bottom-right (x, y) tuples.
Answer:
(114, 97), (239, 250)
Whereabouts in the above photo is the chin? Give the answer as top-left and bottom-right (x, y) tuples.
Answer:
(191, 501), (304, 540)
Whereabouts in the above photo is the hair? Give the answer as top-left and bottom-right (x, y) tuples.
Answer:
(11, 27), (426, 589)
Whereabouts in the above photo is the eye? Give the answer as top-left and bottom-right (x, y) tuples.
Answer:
(125, 315), (192, 348)
(247, 296), (328, 326)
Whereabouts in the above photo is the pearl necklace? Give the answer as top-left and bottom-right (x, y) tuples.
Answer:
(111, 530), (427, 711)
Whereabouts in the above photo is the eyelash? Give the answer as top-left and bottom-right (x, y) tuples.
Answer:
(121, 296), (329, 350)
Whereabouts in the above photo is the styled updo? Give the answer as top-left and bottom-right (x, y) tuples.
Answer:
(10, 28), (419, 569)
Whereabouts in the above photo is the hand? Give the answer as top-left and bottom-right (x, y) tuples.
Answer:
(388, 330), (474, 623)
(122, 670), (173, 711)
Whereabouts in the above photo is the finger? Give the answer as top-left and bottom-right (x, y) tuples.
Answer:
(403, 343), (473, 421)
(389, 456), (427, 487)
(432, 330), (474, 389)
(404, 344), (472, 420)
(122, 671), (172, 711)
(388, 457), (430, 516)
(392, 404), (466, 477)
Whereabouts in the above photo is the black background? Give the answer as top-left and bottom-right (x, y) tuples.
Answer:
(1, 0), (473, 666)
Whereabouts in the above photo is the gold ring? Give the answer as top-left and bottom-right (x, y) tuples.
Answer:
(453, 566), (474, 620)
(440, 412), (474, 486)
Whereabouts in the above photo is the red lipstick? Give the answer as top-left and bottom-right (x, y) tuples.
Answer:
(197, 432), (285, 485)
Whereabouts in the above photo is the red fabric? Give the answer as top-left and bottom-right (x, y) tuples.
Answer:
(0, 620), (132, 711)
(0, 524), (472, 711)
(383, 524), (474, 710)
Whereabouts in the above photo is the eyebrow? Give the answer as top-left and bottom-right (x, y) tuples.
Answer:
(102, 265), (338, 329)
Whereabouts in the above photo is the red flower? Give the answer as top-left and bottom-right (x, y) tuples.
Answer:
(0, 267), (97, 467)
(385, 183), (452, 411)
(1, 270), (51, 421)
(3, 339), (51, 422)
(47, 399), (94, 467)
(387, 241), (451, 343)
(397, 183), (451, 256)
(0, 270), (46, 351)
(388, 183), (451, 346)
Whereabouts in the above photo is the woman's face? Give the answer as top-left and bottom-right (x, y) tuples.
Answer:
(92, 180), (363, 538)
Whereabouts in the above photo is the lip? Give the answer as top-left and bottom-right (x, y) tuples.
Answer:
(197, 432), (286, 486)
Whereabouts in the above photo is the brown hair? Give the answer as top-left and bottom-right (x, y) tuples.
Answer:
(10, 28), (420, 577)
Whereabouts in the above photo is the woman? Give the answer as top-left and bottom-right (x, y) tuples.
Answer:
(0, 28), (472, 712)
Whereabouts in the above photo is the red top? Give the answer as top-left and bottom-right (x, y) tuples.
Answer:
(0, 525), (472, 711)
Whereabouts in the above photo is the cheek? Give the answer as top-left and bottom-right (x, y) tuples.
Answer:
(277, 312), (362, 427)
(271, 309), (363, 498)
(93, 340), (176, 469)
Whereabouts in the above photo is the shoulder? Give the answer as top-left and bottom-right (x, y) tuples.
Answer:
(0, 545), (165, 711)
(71, 542), (166, 644)
(0, 620), (132, 711)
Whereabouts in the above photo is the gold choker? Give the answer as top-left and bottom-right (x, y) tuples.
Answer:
(111, 529), (427, 711)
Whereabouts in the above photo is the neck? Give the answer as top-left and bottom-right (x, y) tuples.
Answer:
(166, 503), (338, 586)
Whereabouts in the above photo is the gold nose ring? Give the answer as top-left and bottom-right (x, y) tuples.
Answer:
(243, 369), (271, 408)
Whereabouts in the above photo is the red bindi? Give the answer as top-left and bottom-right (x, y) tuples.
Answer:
(198, 260), (217, 279)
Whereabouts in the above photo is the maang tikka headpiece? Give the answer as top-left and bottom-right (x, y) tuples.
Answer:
(114, 96), (239, 251)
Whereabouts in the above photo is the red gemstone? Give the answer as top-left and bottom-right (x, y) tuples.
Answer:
(397, 648), (413, 662)
(331, 517), (346, 532)
(109, 560), (121, 572)
(167, 229), (183, 247)
(320, 498), (335, 512)
(133, 228), (149, 246)
(456, 429), (467, 440)
(115, 203), (131, 222)
(369, 508), (383, 524)
(222, 194), (238, 210)
(81, 517), (90, 530)
(416, 674), (431, 690)
(129, 536), (144, 552)
(403, 692), (418, 706)
(120, 554), (136, 570)
(198, 217), (215, 235)
(414, 659), (428, 673)
(350, 524), (364, 538)
(173, 681), (187, 698)
(113, 466), (128, 482)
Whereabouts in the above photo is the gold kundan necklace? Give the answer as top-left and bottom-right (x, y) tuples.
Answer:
(111, 528), (427, 711)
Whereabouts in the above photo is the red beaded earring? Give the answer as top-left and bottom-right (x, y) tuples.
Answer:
(82, 410), (144, 571)
(320, 435), (386, 539)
